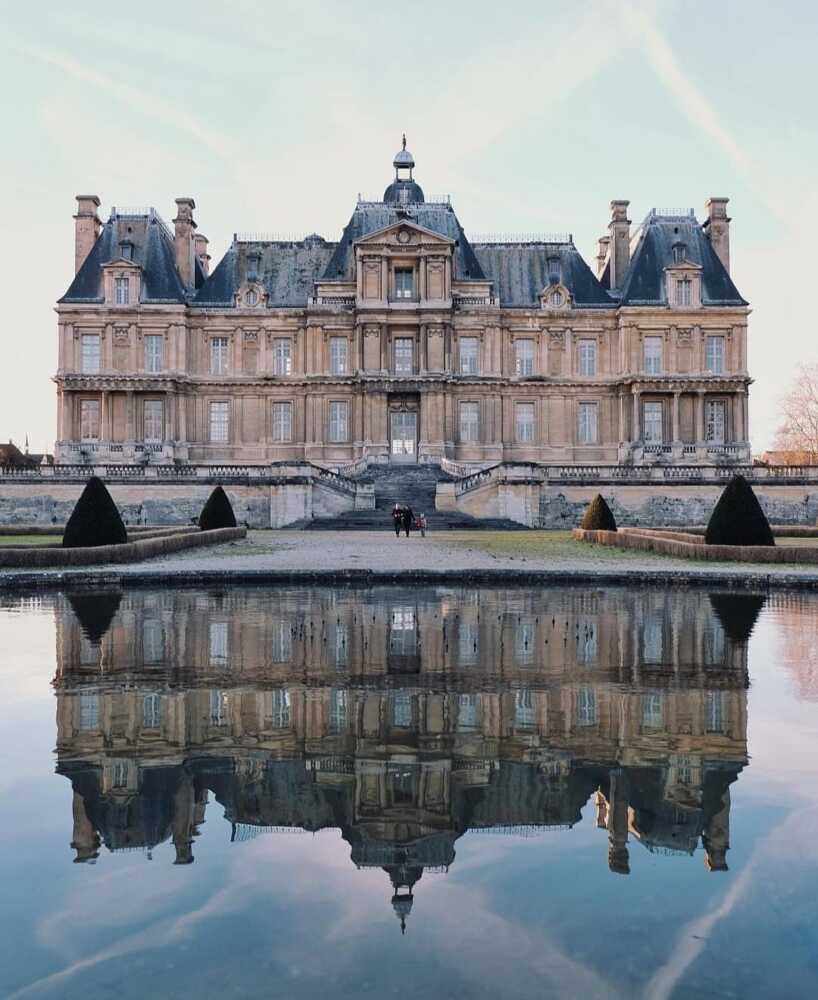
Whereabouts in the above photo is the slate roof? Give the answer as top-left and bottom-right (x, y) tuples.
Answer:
(60, 211), (188, 304)
(472, 241), (615, 308)
(322, 201), (485, 282)
(193, 237), (338, 308)
(619, 211), (747, 306)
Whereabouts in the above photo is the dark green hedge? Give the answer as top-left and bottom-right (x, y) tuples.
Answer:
(199, 486), (237, 531)
(705, 475), (774, 547)
(580, 494), (617, 532)
(62, 477), (127, 548)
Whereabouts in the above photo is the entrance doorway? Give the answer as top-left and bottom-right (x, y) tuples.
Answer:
(390, 410), (417, 462)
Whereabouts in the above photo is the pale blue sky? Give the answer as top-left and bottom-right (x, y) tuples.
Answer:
(1, 0), (816, 454)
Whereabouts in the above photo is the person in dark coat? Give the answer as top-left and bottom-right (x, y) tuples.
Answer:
(402, 506), (414, 538)
(392, 504), (403, 537)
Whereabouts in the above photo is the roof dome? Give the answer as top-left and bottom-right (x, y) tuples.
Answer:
(384, 134), (424, 203)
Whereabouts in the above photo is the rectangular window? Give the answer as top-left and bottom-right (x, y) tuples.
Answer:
(394, 267), (415, 299)
(394, 338), (414, 374)
(644, 336), (663, 374)
(81, 334), (100, 374)
(80, 399), (100, 441)
(79, 693), (99, 731)
(459, 337), (479, 375)
(273, 338), (292, 376)
(515, 339), (535, 376)
(642, 692), (663, 729)
(578, 339), (597, 376)
(328, 401), (349, 442)
(272, 620), (292, 663)
(459, 401), (479, 443)
(516, 403), (535, 443)
(330, 688), (347, 732)
(144, 335), (163, 373)
(333, 623), (348, 668)
(209, 401), (229, 443)
(643, 614), (664, 665)
(706, 691), (727, 733)
(209, 622), (228, 666)
(142, 619), (163, 662)
(577, 687), (598, 727)
(272, 402), (292, 442)
(577, 402), (598, 444)
(271, 689), (290, 729)
(705, 399), (726, 443)
(143, 693), (161, 729)
(143, 400), (164, 442)
(457, 693), (479, 732)
(393, 691), (414, 728)
(114, 276), (130, 305)
(458, 621), (479, 666)
(515, 688), (535, 727)
(515, 621), (535, 664)
(330, 337), (348, 375)
(705, 336), (725, 374)
(209, 690), (228, 726)
(643, 401), (663, 443)
(210, 337), (229, 375)
(675, 278), (692, 306)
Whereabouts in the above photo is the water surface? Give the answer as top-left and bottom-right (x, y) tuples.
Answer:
(1, 584), (817, 999)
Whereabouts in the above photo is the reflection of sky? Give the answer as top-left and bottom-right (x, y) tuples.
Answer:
(1, 600), (817, 998)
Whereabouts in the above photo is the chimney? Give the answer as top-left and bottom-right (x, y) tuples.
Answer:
(173, 197), (197, 288)
(193, 233), (210, 277)
(608, 200), (631, 290)
(595, 235), (610, 279)
(704, 197), (731, 274)
(74, 195), (101, 274)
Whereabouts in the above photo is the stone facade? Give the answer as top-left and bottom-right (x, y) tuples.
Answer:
(55, 144), (751, 470)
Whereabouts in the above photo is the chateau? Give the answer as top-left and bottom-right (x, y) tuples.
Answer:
(55, 141), (750, 469)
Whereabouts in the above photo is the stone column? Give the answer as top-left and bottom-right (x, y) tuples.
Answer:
(632, 389), (640, 442)
(99, 391), (108, 446)
(564, 329), (573, 376)
(672, 391), (681, 443)
(258, 330), (267, 375)
(125, 391), (135, 443)
(696, 390), (706, 443)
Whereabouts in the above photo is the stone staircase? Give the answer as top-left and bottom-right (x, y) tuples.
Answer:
(304, 463), (527, 531)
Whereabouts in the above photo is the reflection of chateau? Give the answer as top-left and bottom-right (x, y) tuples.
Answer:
(55, 587), (753, 929)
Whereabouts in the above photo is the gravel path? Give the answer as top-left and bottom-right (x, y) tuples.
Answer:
(4, 530), (818, 589)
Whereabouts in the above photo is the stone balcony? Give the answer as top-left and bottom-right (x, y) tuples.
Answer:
(54, 440), (188, 465)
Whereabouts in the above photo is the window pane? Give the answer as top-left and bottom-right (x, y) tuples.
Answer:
(394, 338), (414, 374)
(80, 400), (100, 440)
(515, 339), (534, 376)
(578, 340), (596, 376)
(209, 402), (229, 442)
(144, 335), (163, 372)
(115, 277), (130, 305)
(516, 403), (535, 443)
(81, 335), (100, 374)
(143, 693), (161, 729)
(705, 336), (724, 373)
(577, 687), (597, 726)
(460, 402), (479, 442)
(272, 620), (292, 663)
(577, 402), (597, 444)
(515, 688), (535, 727)
(394, 268), (414, 299)
(273, 339), (292, 376)
(330, 337), (348, 375)
(144, 400), (163, 442)
(675, 278), (692, 306)
(210, 337), (229, 375)
(209, 622), (228, 666)
(271, 689), (290, 728)
(272, 402), (292, 442)
(79, 693), (99, 731)
(705, 399), (726, 443)
(329, 401), (348, 442)
(644, 336), (662, 374)
(460, 337), (479, 375)
(643, 401), (663, 443)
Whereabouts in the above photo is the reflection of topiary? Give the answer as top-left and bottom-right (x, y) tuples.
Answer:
(62, 477), (127, 548)
(705, 475), (774, 546)
(199, 486), (237, 531)
(708, 592), (766, 645)
(67, 591), (123, 644)
(580, 494), (617, 531)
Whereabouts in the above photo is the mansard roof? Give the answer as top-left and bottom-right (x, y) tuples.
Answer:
(193, 237), (337, 308)
(472, 241), (615, 308)
(60, 210), (189, 305)
(619, 211), (747, 306)
(322, 201), (485, 281)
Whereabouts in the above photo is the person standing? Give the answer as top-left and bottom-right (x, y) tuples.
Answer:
(403, 506), (414, 538)
(392, 504), (403, 537)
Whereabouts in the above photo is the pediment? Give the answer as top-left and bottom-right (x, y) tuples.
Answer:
(354, 220), (453, 249)
(664, 258), (702, 273)
(102, 257), (142, 271)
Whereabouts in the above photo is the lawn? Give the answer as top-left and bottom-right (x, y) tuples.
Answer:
(0, 535), (62, 547)
(434, 529), (657, 562)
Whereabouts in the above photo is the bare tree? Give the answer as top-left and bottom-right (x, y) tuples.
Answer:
(774, 364), (818, 463)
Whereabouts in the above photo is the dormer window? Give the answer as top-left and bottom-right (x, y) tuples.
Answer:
(245, 289), (258, 307)
(672, 241), (687, 264)
(119, 241), (134, 261)
(675, 278), (692, 306)
(547, 256), (561, 281)
(115, 276), (130, 305)
(247, 253), (260, 281)
(548, 289), (564, 307)
(394, 268), (415, 299)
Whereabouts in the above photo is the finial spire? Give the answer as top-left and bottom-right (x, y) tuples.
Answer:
(402, 133), (406, 151)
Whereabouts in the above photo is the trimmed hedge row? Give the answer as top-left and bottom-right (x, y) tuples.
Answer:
(573, 526), (818, 564)
(0, 527), (246, 568)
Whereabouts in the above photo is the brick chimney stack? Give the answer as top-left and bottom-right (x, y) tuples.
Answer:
(193, 233), (210, 277)
(173, 197), (197, 288)
(74, 195), (101, 274)
(608, 200), (631, 290)
(703, 197), (731, 274)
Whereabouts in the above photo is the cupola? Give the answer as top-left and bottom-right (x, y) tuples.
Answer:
(383, 135), (425, 205)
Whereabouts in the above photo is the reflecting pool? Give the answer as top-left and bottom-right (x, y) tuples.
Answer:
(1, 585), (817, 998)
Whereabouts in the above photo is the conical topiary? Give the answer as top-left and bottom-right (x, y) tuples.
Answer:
(62, 477), (127, 548)
(705, 475), (774, 547)
(199, 486), (237, 531)
(580, 494), (617, 531)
